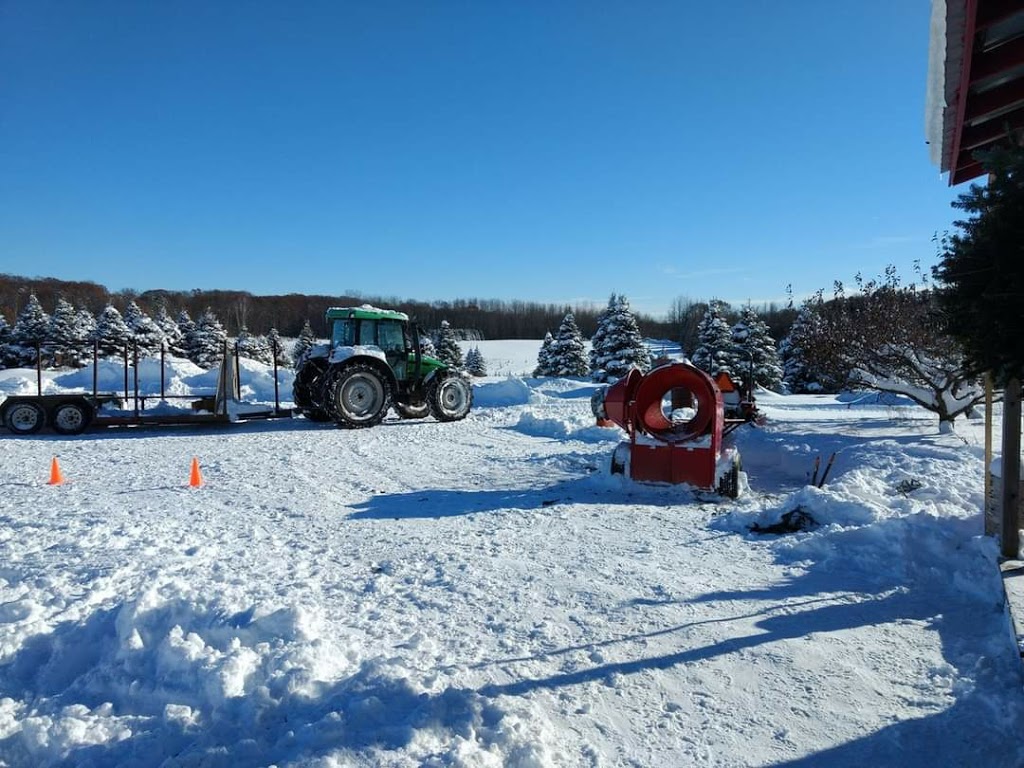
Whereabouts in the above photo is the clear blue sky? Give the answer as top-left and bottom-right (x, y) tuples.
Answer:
(0, 1), (959, 318)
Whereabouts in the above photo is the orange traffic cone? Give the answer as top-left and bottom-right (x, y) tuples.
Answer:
(189, 457), (203, 488)
(48, 457), (65, 485)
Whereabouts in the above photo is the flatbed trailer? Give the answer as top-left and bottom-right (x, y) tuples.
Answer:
(1, 340), (293, 436)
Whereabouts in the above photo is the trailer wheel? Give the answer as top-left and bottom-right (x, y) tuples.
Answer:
(3, 402), (46, 435)
(51, 401), (93, 436)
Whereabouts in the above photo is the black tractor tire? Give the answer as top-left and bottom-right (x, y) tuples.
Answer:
(328, 363), (392, 428)
(394, 400), (430, 420)
(3, 401), (46, 435)
(427, 373), (473, 422)
(51, 401), (93, 436)
(301, 409), (332, 422)
(293, 357), (329, 409)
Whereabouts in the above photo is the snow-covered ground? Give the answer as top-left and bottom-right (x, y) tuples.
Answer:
(0, 341), (1021, 767)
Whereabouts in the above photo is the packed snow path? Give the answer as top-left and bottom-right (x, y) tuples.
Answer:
(0, 379), (1022, 766)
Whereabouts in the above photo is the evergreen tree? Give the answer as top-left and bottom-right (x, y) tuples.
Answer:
(155, 304), (185, 356)
(588, 295), (615, 378)
(177, 310), (197, 360)
(692, 300), (735, 377)
(125, 301), (164, 357)
(76, 307), (97, 353)
(92, 304), (132, 357)
(0, 313), (14, 368)
(292, 320), (316, 366)
(419, 334), (437, 359)
(266, 327), (290, 367)
(534, 332), (557, 377)
(934, 145), (1024, 385)
(9, 295), (51, 366)
(550, 312), (589, 376)
(589, 294), (650, 382)
(48, 298), (82, 365)
(780, 306), (815, 393)
(730, 304), (783, 391)
(190, 308), (228, 368)
(435, 320), (464, 369)
(236, 325), (272, 364)
(465, 346), (487, 376)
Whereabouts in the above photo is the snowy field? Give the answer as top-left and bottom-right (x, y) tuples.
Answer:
(0, 340), (1022, 767)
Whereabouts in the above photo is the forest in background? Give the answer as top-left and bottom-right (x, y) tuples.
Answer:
(0, 273), (796, 349)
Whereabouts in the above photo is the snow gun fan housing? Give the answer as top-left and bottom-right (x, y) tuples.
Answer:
(593, 362), (744, 497)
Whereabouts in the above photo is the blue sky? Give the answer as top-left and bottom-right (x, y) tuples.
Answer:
(0, 1), (959, 317)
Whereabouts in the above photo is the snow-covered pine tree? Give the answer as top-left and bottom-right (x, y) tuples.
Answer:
(47, 298), (82, 366)
(434, 320), (464, 369)
(0, 312), (15, 369)
(292, 320), (316, 366)
(419, 334), (437, 359)
(9, 295), (52, 366)
(589, 294), (650, 382)
(236, 325), (272, 363)
(779, 304), (821, 393)
(125, 301), (164, 357)
(730, 305), (783, 391)
(550, 312), (589, 376)
(465, 346), (487, 376)
(155, 304), (185, 357)
(92, 304), (132, 358)
(588, 295), (615, 379)
(266, 327), (290, 367)
(534, 332), (556, 377)
(75, 307), (96, 353)
(177, 310), (197, 360)
(692, 300), (735, 377)
(190, 308), (228, 368)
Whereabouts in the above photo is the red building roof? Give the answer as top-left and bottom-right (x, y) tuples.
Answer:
(927, 0), (1024, 185)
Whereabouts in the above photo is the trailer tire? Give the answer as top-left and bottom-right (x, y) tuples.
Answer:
(51, 401), (93, 436)
(3, 402), (46, 435)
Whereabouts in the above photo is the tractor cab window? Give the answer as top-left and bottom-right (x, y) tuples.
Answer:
(332, 319), (355, 347)
(357, 319), (377, 346)
(377, 321), (406, 354)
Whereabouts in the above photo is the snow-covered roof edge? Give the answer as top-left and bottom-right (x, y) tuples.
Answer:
(925, 0), (949, 167)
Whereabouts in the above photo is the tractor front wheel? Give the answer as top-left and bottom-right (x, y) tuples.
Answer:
(427, 374), (473, 422)
(329, 363), (392, 428)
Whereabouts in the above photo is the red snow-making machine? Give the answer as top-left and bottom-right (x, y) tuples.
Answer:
(591, 362), (756, 498)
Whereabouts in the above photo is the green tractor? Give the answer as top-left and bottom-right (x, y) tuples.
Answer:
(292, 306), (473, 428)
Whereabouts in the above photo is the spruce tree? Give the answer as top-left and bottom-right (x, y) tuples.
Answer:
(292, 320), (316, 366)
(588, 295), (615, 379)
(730, 305), (783, 391)
(465, 346), (487, 376)
(435, 320), (464, 369)
(266, 327), (290, 367)
(0, 313), (14, 368)
(550, 312), (589, 376)
(125, 301), (164, 357)
(419, 334), (437, 359)
(48, 298), (81, 366)
(190, 308), (228, 368)
(155, 305), (185, 356)
(534, 332), (557, 377)
(692, 300), (735, 377)
(780, 305), (822, 393)
(236, 325), (272, 363)
(92, 304), (132, 357)
(177, 310), (197, 360)
(590, 294), (650, 382)
(10, 295), (51, 366)
(76, 307), (96, 354)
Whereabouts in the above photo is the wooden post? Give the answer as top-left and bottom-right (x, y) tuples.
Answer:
(1002, 378), (1022, 559)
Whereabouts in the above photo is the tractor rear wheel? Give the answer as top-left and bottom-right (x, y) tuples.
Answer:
(329, 363), (392, 428)
(427, 373), (472, 422)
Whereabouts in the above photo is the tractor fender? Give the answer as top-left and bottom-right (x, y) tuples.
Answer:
(328, 350), (399, 393)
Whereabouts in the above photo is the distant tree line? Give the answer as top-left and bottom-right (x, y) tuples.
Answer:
(0, 273), (796, 344)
